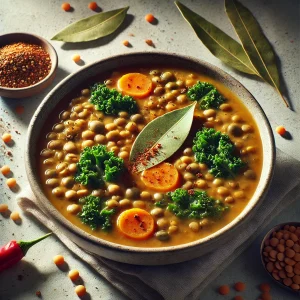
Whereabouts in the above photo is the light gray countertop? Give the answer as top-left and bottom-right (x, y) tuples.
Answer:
(0, 0), (299, 299)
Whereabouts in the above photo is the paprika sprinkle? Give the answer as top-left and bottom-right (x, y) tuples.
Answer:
(0, 232), (51, 272)
(0, 42), (51, 88)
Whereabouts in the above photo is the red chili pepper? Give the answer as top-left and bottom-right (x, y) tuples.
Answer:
(0, 232), (51, 272)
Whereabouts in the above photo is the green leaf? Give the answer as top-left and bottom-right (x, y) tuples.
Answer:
(129, 102), (197, 173)
(175, 1), (258, 76)
(51, 7), (129, 42)
(225, 0), (288, 107)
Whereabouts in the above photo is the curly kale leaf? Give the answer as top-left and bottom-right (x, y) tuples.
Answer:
(167, 189), (228, 219)
(187, 81), (225, 109)
(90, 83), (138, 115)
(75, 145), (124, 189)
(192, 128), (245, 178)
(78, 196), (115, 230)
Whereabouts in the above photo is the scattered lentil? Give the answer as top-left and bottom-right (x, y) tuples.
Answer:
(6, 178), (17, 188)
(72, 54), (81, 63)
(68, 269), (80, 281)
(15, 105), (24, 115)
(276, 126), (286, 136)
(61, 2), (71, 11)
(75, 285), (86, 297)
(2, 133), (12, 143)
(88, 2), (98, 10)
(234, 282), (246, 292)
(10, 211), (20, 221)
(145, 14), (155, 23)
(0, 204), (9, 213)
(53, 254), (65, 265)
(218, 285), (230, 295)
(1, 165), (10, 175)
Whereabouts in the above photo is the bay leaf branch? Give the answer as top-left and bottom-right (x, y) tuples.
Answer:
(175, 1), (259, 76)
(51, 7), (129, 42)
(225, 0), (288, 107)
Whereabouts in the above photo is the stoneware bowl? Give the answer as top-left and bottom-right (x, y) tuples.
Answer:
(0, 32), (58, 98)
(25, 52), (275, 265)
(260, 222), (300, 296)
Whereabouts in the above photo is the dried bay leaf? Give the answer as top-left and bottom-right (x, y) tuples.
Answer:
(175, 1), (258, 76)
(129, 102), (197, 173)
(51, 7), (129, 42)
(225, 0), (288, 107)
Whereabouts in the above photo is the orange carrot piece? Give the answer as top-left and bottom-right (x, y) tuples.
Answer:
(141, 162), (180, 192)
(117, 208), (155, 240)
(118, 73), (153, 99)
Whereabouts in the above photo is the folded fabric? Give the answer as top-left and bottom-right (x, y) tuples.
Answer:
(17, 149), (300, 300)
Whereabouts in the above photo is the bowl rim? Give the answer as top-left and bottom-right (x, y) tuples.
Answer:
(260, 222), (300, 295)
(25, 51), (276, 255)
(0, 32), (58, 91)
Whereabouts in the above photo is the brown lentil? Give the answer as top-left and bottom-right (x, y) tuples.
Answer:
(0, 42), (51, 88)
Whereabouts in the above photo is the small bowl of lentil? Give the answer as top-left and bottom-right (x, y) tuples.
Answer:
(0, 32), (58, 98)
(260, 222), (300, 296)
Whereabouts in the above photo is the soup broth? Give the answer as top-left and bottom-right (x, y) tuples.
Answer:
(38, 67), (263, 247)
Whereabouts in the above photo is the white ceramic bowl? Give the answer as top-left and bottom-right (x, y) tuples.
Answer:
(25, 53), (275, 265)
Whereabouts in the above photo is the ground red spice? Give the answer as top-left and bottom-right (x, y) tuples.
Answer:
(130, 143), (162, 173)
(0, 42), (51, 88)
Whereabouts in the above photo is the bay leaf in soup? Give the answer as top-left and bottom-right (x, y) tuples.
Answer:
(225, 0), (288, 107)
(175, 1), (258, 76)
(51, 7), (129, 42)
(130, 102), (197, 173)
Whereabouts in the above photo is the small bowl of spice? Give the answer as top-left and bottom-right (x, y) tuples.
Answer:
(0, 32), (58, 98)
(260, 222), (300, 296)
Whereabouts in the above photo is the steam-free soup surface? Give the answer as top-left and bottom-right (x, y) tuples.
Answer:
(38, 67), (263, 247)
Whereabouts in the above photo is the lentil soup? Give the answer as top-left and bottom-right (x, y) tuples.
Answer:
(38, 67), (263, 247)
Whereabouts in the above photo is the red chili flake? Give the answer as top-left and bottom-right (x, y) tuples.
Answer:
(134, 214), (141, 221)
(36, 291), (42, 297)
(188, 189), (195, 195)
(0, 42), (51, 88)
(130, 143), (163, 173)
(196, 172), (203, 178)
(139, 221), (146, 231)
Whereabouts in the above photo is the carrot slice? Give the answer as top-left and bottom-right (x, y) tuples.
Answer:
(141, 162), (180, 192)
(118, 73), (153, 98)
(117, 208), (155, 240)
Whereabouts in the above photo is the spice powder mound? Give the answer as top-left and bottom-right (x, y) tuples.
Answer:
(0, 42), (51, 88)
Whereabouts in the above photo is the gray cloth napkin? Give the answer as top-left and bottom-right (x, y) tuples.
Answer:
(17, 149), (300, 300)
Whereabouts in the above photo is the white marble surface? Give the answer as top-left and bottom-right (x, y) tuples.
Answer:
(0, 0), (299, 299)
